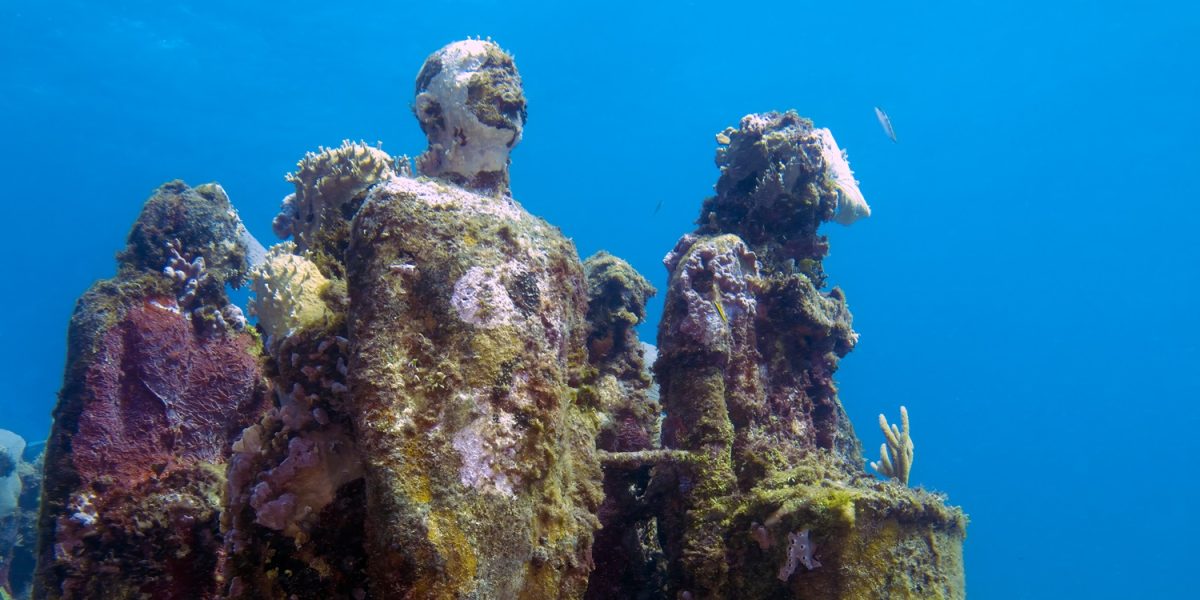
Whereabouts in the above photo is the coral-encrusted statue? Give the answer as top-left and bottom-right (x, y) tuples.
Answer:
(345, 39), (602, 597)
(651, 112), (965, 598)
(34, 182), (271, 600)
(227, 39), (604, 599)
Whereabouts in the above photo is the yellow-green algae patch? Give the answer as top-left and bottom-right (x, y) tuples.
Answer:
(726, 453), (967, 599)
(250, 243), (334, 344)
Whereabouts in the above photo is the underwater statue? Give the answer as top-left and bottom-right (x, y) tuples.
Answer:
(31, 38), (964, 600)
(647, 112), (964, 598)
(343, 40), (604, 598)
(223, 40), (602, 598)
(32, 183), (271, 599)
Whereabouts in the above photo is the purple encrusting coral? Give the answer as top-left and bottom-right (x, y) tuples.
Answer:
(778, 529), (821, 581)
(222, 249), (364, 600)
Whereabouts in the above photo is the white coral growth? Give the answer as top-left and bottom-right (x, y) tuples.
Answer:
(249, 243), (333, 346)
(814, 128), (871, 225)
(275, 141), (397, 250)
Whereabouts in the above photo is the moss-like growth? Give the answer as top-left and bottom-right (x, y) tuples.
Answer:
(118, 180), (251, 289)
(724, 454), (966, 599)
(466, 44), (527, 133)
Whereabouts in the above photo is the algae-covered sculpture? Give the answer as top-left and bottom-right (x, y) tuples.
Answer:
(35, 183), (271, 600)
(648, 111), (964, 598)
(227, 39), (602, 598)
(345, 39), (602, 597)
(34, 38), (963, 600)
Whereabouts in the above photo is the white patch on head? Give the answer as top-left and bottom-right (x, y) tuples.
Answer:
(415, 40), (520, 180)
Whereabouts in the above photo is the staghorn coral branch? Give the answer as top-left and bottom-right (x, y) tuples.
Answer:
(874, 443), (894, 476)
(871, 406), (914, 486)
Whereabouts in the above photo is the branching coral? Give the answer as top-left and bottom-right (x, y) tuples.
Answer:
(870, 406), (914, 486)
(162, 238), (208, 310)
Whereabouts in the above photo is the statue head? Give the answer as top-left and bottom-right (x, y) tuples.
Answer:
(413, 39), (527, 196)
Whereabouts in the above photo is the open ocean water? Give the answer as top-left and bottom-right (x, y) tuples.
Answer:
(1, 1), (1197, 597)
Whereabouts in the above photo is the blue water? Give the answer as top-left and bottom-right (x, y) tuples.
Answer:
(2, 1), (1197, 597)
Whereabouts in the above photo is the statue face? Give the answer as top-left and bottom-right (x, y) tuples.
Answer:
(413, 40), (526, 188)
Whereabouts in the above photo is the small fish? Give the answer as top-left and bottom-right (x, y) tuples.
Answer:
(874, 106), (897, 143)
(711, 281), (728, 323)
(653, 199), (664, 214)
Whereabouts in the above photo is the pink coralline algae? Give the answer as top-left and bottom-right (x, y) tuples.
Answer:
(69, 299), (262, 485)
(41, 347), (265, 599)
(777, 529), (821, 581)
(660, 233), (760, 352)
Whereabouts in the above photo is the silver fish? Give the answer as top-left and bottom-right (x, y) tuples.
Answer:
(874, 107), (897, 143)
